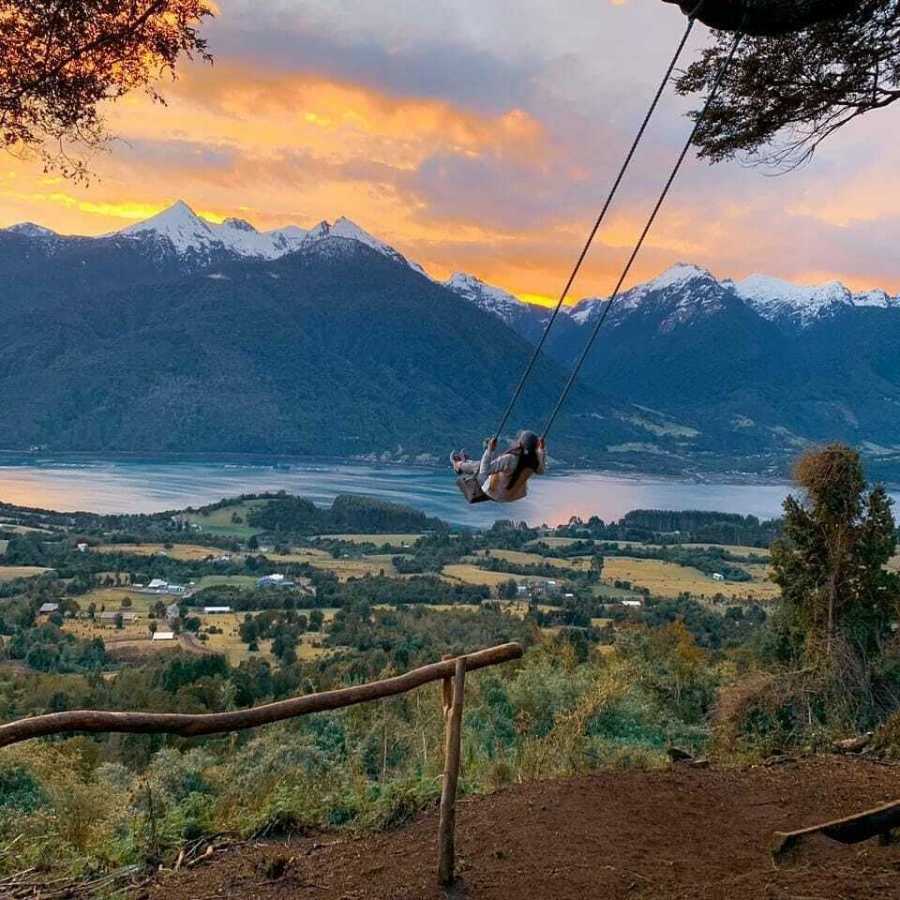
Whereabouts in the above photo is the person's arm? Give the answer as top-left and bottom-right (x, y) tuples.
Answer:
(536, 438), (547, 475)
(478, 439), (497, 481)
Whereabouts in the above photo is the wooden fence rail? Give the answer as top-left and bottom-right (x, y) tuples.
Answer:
(0, 641), (524, 888)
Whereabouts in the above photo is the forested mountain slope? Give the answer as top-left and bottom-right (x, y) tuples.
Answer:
(5, 205), (900, 477)
(0, 235), (649, 461)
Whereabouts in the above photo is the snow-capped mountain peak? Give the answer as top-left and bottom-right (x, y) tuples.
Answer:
(330, 216), (386, 249)
(222, 217), (257, 233)
(4, 222), (58, 239)
(445, 272), (529, 324)
(566, 263), (719, 327)
(646, 263), (713, 292)
(117, 200), (215, 248)
(106, 203), (425, 269)
(315, 217), (426, 274)
(853, 288), (895, 309)
(116, 200), (308, 260)
(730, 274), (854, 324)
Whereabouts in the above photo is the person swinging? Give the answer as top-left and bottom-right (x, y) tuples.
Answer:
(451, 431), (546, 504)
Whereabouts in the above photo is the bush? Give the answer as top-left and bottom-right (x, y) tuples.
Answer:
(0, 765), (46, 814)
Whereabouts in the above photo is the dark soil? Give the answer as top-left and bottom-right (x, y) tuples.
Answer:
(142, 757), (900, 899)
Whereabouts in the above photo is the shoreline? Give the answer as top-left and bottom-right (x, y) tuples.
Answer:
(0, 449), (799, 489)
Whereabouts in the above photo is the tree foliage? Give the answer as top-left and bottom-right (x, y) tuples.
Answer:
(770, 443), (900, 663)
(676, 0), (900, 168)
(0, 0), (213, 178)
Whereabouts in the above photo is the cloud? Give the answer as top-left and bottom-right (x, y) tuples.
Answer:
(2, 0), (898, 300)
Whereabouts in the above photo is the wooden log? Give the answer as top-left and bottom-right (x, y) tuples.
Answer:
(438, 657), (466, 887)
(772, 799), (900, 858)
(0, 642), (522, 749)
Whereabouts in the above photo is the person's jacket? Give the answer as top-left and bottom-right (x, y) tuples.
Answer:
(478, 444), (546, 503)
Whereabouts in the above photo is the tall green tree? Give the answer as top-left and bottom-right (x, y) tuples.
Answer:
(771, 444), (900, 664)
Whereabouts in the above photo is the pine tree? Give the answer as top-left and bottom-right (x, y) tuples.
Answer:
(771, 444), (900, 665)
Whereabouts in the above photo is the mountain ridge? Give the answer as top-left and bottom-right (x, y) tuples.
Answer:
(6, 204), (897, 318)
(4, 206), (900, 478)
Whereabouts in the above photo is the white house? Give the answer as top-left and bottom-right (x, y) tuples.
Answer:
(622, 599), (643, 608)
(203, 606), (232, 615)
(76, 543), (89, 553)
(147, 578), (168, 590)
(38, 602), (59, 615)
(152, 631), (176, 641)
(712, 573), (726, 582)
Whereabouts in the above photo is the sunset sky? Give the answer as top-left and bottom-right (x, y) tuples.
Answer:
(2, 0), (899, 303)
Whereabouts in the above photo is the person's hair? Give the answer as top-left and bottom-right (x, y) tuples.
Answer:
(509, 430), (541, 486)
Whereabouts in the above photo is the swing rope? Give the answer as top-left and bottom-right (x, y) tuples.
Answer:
(491, 6), (704, 444)
(540, 28), (745, 441)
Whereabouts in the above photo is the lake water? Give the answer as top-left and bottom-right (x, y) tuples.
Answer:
(0, 454), (812, 527)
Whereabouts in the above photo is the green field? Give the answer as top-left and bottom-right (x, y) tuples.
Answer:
(0, 565), (50, 582)
(276, 553), (397, 580)
(442, 563), (559, 588)
(480, 549), (592, 572)
(183, 499), (269, 538)
(602, 556), (779, 601)
(94, 543), (221, 561)
(527, 537), (590, 549)
(316, 533), (423, 548)
(193, 575), (260, 590)
(190, 609), (341, 666)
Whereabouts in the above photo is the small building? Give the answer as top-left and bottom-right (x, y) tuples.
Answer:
(203, 606), (232, 615)
(712, 573), (725, 582)
(76, 542), (89, 553)
(38, 602), (59, 615)
(152, 631), (176, 641)
(147, 578), (168, 591)
(621, 599), (643, 608)
(257, 573), (295, 588)
(529, 579), (562, 598)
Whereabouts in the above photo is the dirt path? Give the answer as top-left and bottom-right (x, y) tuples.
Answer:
(143, 757), (900, 900)
(179, 632), (214, 654)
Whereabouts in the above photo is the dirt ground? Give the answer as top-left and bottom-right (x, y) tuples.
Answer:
(142, 757), (900, 900)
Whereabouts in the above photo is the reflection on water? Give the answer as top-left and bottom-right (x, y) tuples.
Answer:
(0, 454), (854, 527)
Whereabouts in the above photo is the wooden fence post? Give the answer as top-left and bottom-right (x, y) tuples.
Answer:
(438, 656), (466, 886)
(441, 654), (453, 721)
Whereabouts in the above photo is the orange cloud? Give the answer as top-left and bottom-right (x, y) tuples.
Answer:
(2, 43), (900, 303)
(103, 62), (546, 174)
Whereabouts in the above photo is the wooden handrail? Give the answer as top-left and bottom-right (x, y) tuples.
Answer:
(0, 642), (523, 749)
